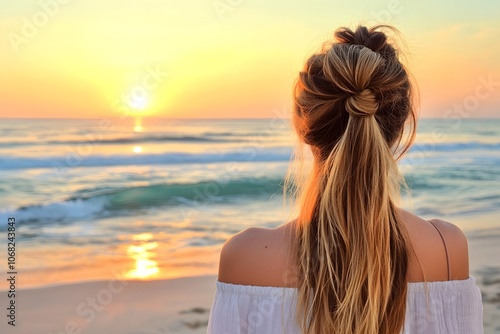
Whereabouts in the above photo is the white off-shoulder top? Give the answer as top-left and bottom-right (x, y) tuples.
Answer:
(207, 276), (483, 334)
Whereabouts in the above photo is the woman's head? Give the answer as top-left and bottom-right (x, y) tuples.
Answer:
(290, 26), (415, 334)
(293, 25), (416, 161)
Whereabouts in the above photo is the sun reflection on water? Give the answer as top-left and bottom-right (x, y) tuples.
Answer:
(126, 233), (159, 279)
(134, 117), (143, 132)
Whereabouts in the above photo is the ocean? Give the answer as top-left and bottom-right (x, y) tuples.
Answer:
(0, 117), (499, 289)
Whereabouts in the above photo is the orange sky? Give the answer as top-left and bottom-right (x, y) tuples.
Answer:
(0, 0), (499, 118)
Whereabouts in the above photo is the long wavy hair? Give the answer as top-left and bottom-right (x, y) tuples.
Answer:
(288, 25), (417, 333)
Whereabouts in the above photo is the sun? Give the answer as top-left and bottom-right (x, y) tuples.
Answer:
(128, 95), (148, 111)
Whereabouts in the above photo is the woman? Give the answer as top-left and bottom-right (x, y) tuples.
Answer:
(207, 25), (483, 334)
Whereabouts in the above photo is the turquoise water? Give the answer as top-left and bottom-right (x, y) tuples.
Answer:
(0, 118), (499, 288)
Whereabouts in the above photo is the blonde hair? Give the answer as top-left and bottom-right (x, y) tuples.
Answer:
(288, 25), (417, 333)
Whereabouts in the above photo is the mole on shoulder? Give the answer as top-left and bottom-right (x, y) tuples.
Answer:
(265, 245), (268, 249)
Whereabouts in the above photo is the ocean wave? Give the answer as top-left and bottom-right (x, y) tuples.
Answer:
(0, 130), (280, 147)
(4, 140), (500, 171)
(0, 134), (235, 147)
(0, 177), (284, 224)
(410, 141), (500, 152)
(0, 147), (293, 170)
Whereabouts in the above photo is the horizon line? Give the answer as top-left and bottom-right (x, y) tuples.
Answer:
(1, 116), (499, 120)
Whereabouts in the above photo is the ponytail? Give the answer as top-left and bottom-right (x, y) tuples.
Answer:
(290, 25), (415, 333)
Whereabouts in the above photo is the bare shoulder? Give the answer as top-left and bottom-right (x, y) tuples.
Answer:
(400, 209), (469, 281)
(217, 224), (296, 287)
(428, 218), (470, 280)
(218, 227), (267, 269)
(428, 218), (468, 240)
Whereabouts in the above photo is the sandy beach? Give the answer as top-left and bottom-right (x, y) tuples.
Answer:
(1, 275), (216, 334)
(468, 228), (500, 333)
(1, 227), (499, 334)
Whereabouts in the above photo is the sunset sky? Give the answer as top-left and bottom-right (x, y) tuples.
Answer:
(0, 0), (499, 118)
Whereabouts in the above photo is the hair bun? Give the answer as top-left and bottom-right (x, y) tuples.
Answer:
(335, 25), (395, 59)
(345, 89), (378, 117)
